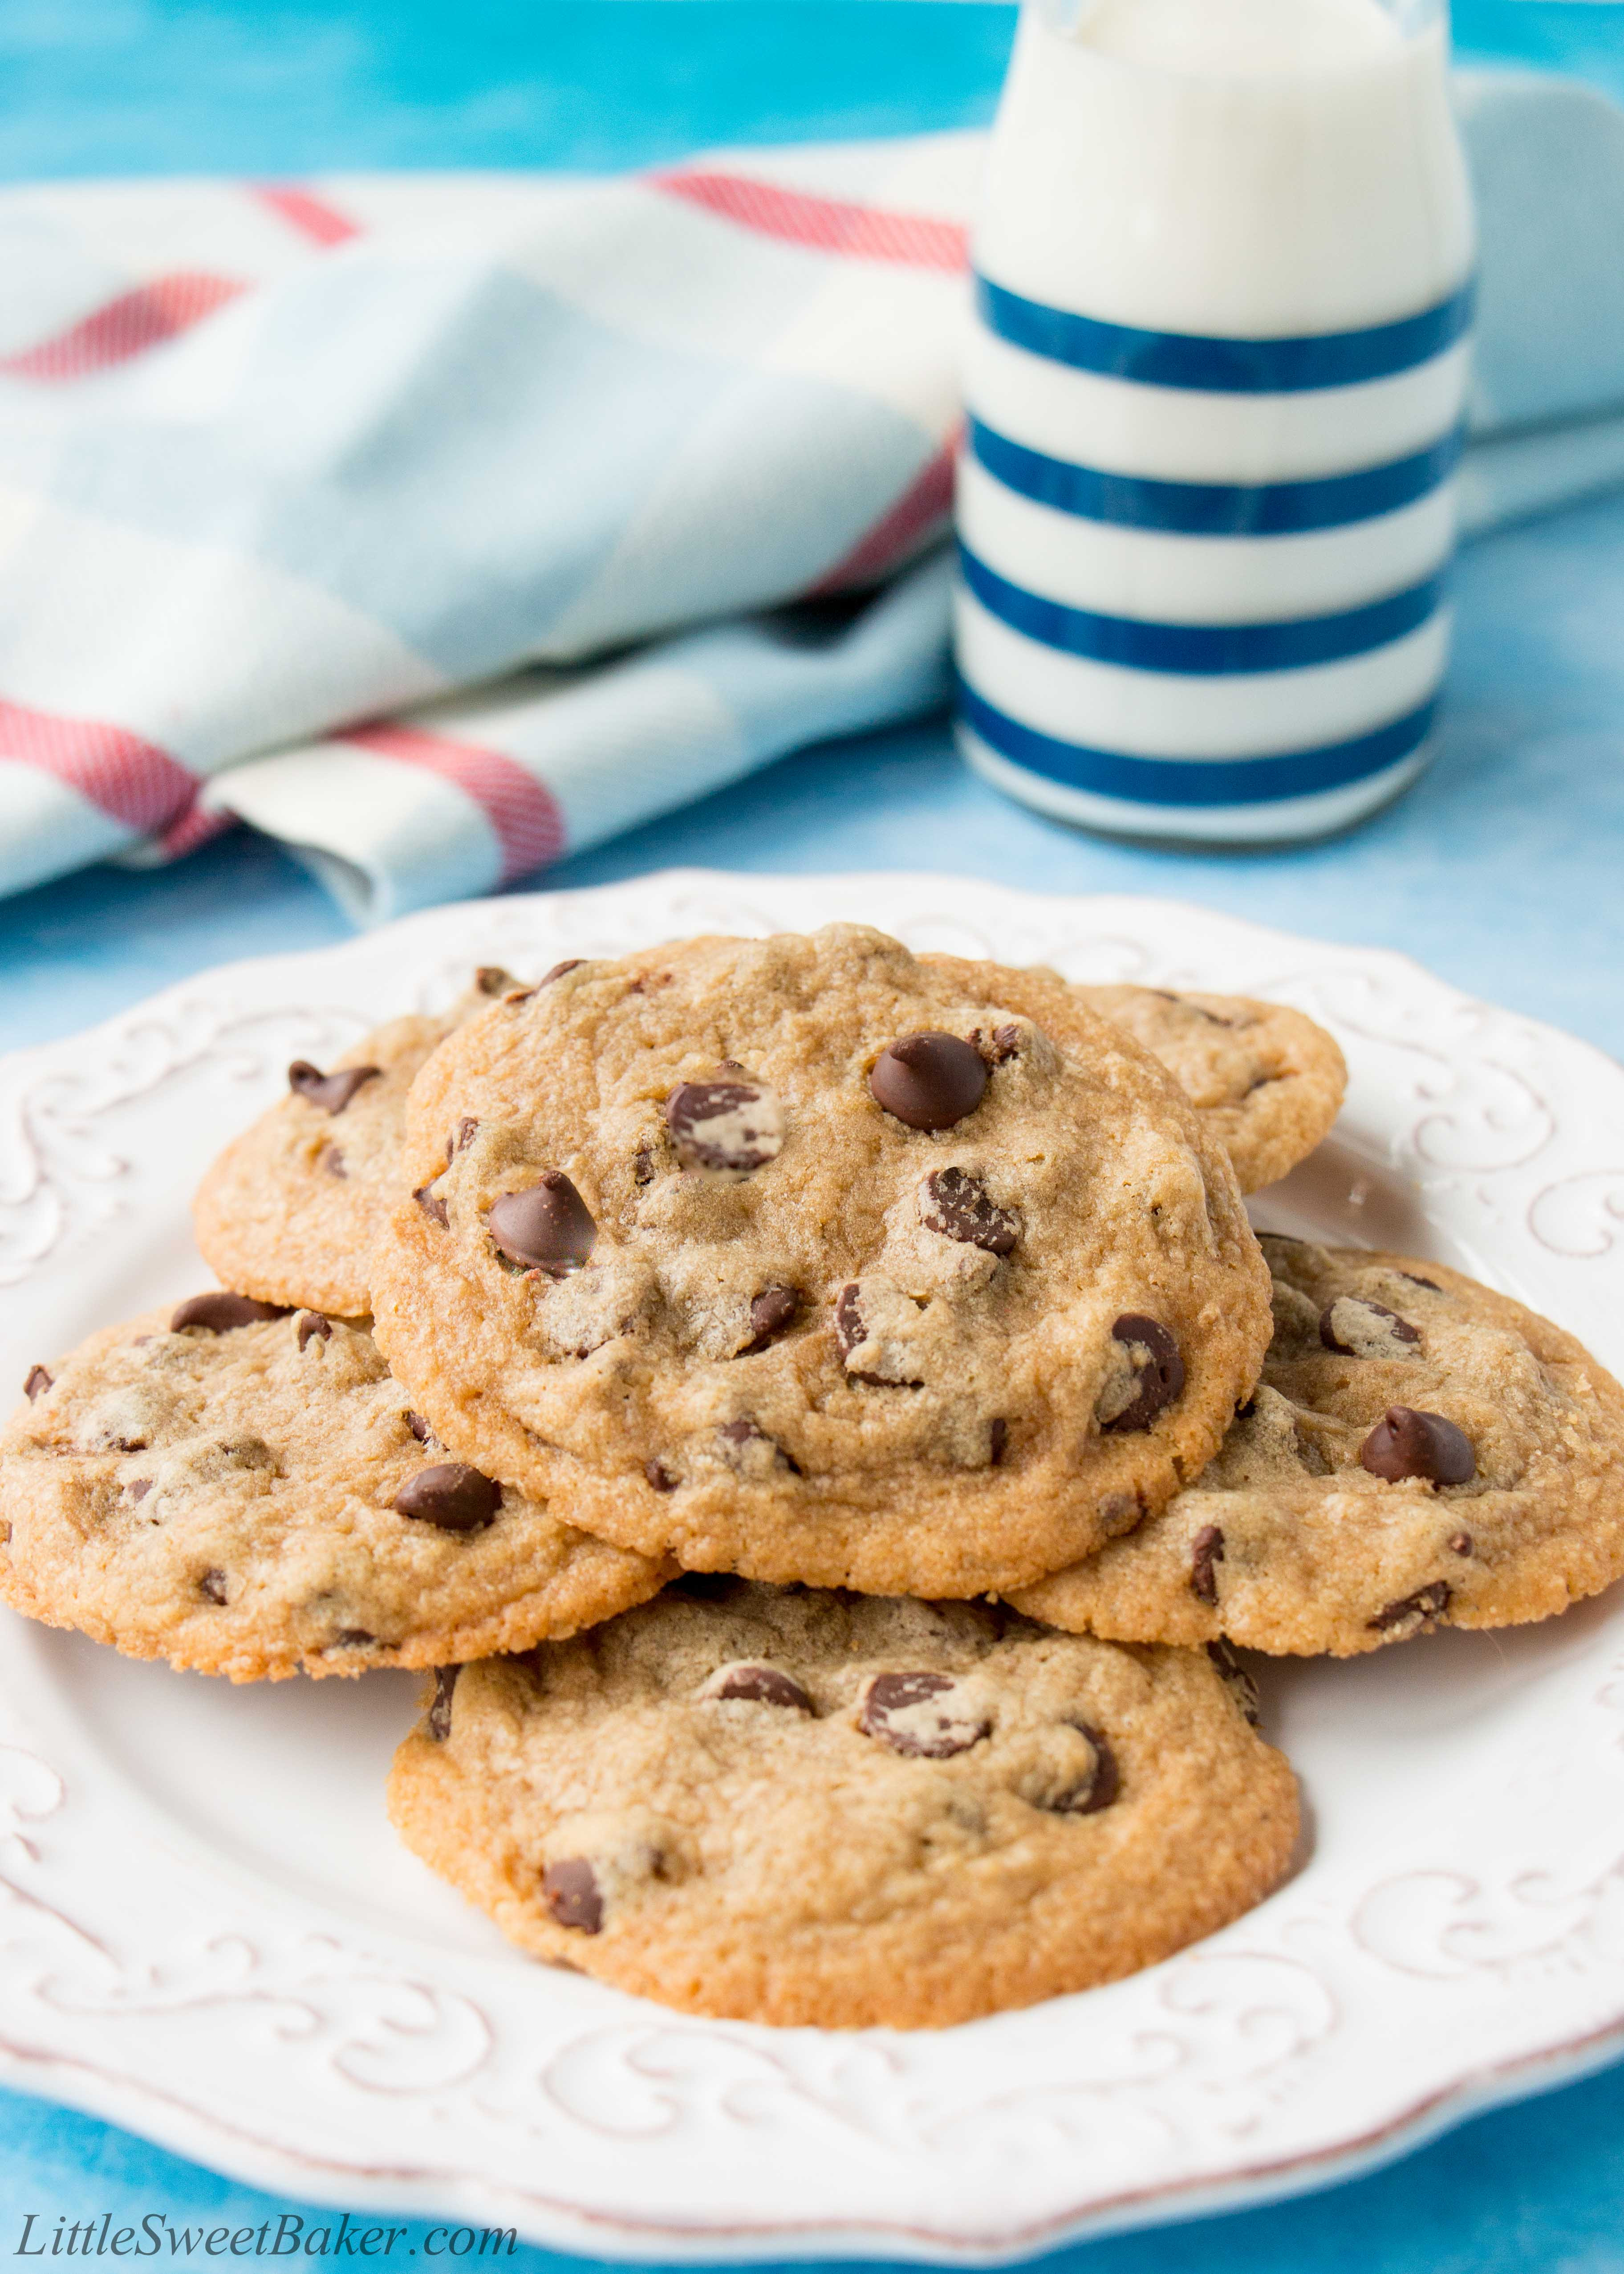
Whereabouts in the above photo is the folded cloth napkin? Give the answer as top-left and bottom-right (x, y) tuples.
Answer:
(3, 66), (1623, 922)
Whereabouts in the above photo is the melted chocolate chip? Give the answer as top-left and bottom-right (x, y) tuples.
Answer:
(128, 1479), (153, 1502)
(1319, 1298), (1421, 1357)
(1402, 1272), (1441, 1292)
(392, 1464), (500, 1533)
(702, 1662), (814, 1711)
(716, 1417), (800, 1473)
(1367, 1580), (1453, 1634)
(333, 1629), (375, 1650)
(475, 965), (514, 995)
(24, 1366), (52, 1402)
(857, 1672), (991, 1758)
(1449, 1530), (1474, 1556)
(1055, 1725), (1119, 1815)
(318, 1144), (347, 1179)
(171, 1293), (289, 1335)
(404, 1412), (436, 1444)
(982, 1023), (1023, 1063)
(919, 1168), (1018, 1255)
(633, 1146), (657, 1186)
(644, 1459), (677, 1492)
(488, 1175), (597, 1275)
(540, 958), (585, 986)
(869, 1033), (988, 1131)
(544, 1858), (603, 1933)
(1102, 1316), (1186, 1433)
(1206, 1638), (1261, 1725)
(988, 1418), (1008, 1466)
(288, 1061), (380, 1115)
(1190, 1523), (1225, 1606)
(665, 1075), (783, 1173)
(1360, 1407), (1475, 1487)
(740, 1285), (800, 1354)
(199, 1568), (228, 1604)
(454, 1116), (480, 1152)
(833, 1284), (865, 1361)
(428, 1665), (459, 1741)
(413, 1181), (449, 1227)
(296, 1311), (332, 1351)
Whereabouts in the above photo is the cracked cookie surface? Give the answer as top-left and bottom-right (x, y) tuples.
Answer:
(1, 1303), (668, 1681)
(386, 1581), (1299, 2028)
(369, 926), (1272, 1597)
(1014, 1238), (1624, 1656)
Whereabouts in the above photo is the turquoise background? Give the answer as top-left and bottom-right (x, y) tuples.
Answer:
(4, 1), (1624, 2264)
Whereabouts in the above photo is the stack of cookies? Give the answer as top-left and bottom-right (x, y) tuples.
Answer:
(7, 925), (1624, 2030)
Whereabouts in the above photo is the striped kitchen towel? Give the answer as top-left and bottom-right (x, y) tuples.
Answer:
(2, 67), (1623, 921)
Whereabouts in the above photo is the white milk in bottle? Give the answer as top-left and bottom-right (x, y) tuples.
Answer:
(955, 0), (1475, 842)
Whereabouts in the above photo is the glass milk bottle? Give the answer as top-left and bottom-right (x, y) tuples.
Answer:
(955, 0), (1475, 843)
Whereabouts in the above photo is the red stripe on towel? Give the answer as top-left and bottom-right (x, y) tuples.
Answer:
(0, 273), (246, 382)
(650, 171), (968, 272)
(251, 183), (363, 246)
(341, 722), (568, 884)
(811, 437), (958, 594)
(0, 698), (197, 834)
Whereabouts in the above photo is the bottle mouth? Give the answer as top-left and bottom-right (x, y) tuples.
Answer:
(1027, 0), (1450, 74)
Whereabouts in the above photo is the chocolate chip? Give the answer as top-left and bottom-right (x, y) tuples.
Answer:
(540, 959), (585, 986)
(428, 1666), (459, 1741)
(1449, 1530), (1474, 1556)
(919, 1167), (1019, 1255)
(1102, 1316), (1186, 1432)
(544, 1858), (603, 1933)
(413, 1181), (449, 1227)
(665, 1074), (784, 1173)
(740, 1285), (800, 1354)
(1360, 1407), (1475, 1486)
(24, 1366), (51, 1402)
(199, 1568), (227, 1604)
(318, 1144), (347, 1179)
(833, 1284), (865, 1361)
(988, 1418), (1008, 1466)
(171, 1293), (289, 1334)
(128, 1479), (152, 1502)
(392, 1464), (500, 1532)
(857, 1672), (991, 1758)
(869, 1033), (988, 1131)
(488, 1175), (597, 1274)
(1319, 1298), (1421, 1358)
(1367, 1580), (1453, 1634)
(701, 1662), (813, 1711)
(454, 1116), (480, 1152)
(475, 965), (516, 994)
(1402, 1272), (1441, 1292)
(716, 1417), (800, 1473)
(1099, 1490), (1143, 1535)
(404, 1412), (436, 1444)
(1206, 1638), (1261, 1725)
(670, 1571), (742, 1601)
(1054, 1724), (1119, 1815)
(633, 1146), (657, 1186)
(333, 1629), (375, 1650)
(296, 1311), (332, 1351)
(1190, 1523), (1225, 1606)
(288, 1061), (380, 1115)
(644, 1459), (677, 1492)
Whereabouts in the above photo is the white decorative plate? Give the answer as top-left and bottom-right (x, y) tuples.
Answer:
(4, 869), (1624, 2262)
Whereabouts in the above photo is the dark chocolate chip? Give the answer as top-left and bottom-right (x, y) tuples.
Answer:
(1402, 1272), (1441, 1291)
(985, 1023), (1023, 1063)
(716, 1417), (799, 1471)
(413, 1181), (449, 1227)
(1318, 1298), (1421, 1356)
(1367, 1580), (1453, 1634)
(633, 1146), (657, 1186)
(1054, 1724), (1119, 1815)
(487, 1174), (597, 1274)
(857, 1671), (991, 1758)
(24, 1366), (52, 1402)
(296, 1311), (332, 1351)
(644, 1459), (677, 1492)
(543, 1858), (603, 1933)
(1206, 1638), (1261, 1725)
(1102, 1316), (1186, 1433)
(404, 1411), (436, 1444)
(428, 1665), (459, 1741)
(171, 1292), (289, 1335)
(540, 959), (585, 986)
(664, 1076), (783, 1173)
(669, 1570), (742, 1600)
(333, 1628), (375, 1649)
(919, 1167), (1019, 1255)
(702, 1662), (813, 1711)
(392, 1464), (500, 1533)
(475, 965), (511, 994)
(988, 1418), (1008, 1466)
(868, 1032), (988, 1131)
(1449, 1530), (1474, 1557)
(288, 1061), (380, 1115)
(1360, 1407), (1475, 1486)
(1190, 1523), (1225, 1606)
(740, 1285), (800, 1354)
(318, 1144), (347, 1179)
(198, 1568), (227, 1604)
(128, 1479), (153, 1503)
(833, 1283), (865, 1360)
(454, 1116), (480, 1152)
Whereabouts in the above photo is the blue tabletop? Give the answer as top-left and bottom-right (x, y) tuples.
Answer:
(5, 3), (1624, 2267)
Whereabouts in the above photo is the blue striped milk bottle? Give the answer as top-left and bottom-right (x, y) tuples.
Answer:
(955, 0), (1475, 842)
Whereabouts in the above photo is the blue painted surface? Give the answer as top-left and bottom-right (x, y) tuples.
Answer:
(4, 0), (1624, 2263)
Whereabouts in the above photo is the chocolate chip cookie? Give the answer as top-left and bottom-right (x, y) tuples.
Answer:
(1066, 985), (1346, 1194)
(386, 1582), (1299, 2028)
(193, 966), (520, 1316)
(2, 1298), (669, 1681)
(369, 927), (1272, 1598)
(1014, 1238), (1624, 1656)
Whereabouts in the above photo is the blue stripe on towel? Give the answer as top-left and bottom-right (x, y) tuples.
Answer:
(974, 275), (1475, 394)
(968, 419), (1464, 536)
(956, 683), (1438, 806)
(959, 548), (1446, 674)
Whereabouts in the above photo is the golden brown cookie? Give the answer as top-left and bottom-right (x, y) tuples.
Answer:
(2, 1297), (669, 1681)
(1014, 1237), (1624, 1656)
(192, 965), (522, 1315)
(369, 926), (1272, 1598)
(387, 1582), (1299, 2028)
